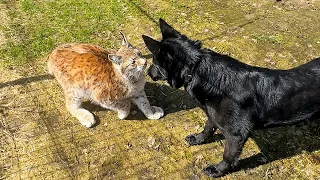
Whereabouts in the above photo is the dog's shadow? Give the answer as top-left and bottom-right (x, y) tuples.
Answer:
(11, 74), (317, 172)
(203, 119), (320, 173)
(203, 119), (320, 174)
(84, 81), (320, 173)
(237, 120), (320, 171)
(83, 81), (198, 120)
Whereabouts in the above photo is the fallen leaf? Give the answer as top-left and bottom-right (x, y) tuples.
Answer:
(126, 143), (133, 149)
(148, 136), (155, 147)
(153, 144), (160, 150)
(194, 125), (200, 131)
(195, 154), (204, 164)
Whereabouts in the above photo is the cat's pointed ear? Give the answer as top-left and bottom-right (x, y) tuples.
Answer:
(142, 35), (160, 54)
(120, 31), (132, 47)
(159, 18), (180, 39)
(108, 54), (122, 65)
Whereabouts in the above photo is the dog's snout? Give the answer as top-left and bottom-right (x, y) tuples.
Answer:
(147, 65), (161, 81)
(148, 67), (158, 81)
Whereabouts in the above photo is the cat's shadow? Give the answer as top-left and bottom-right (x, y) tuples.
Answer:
(82, 81), (198, 121)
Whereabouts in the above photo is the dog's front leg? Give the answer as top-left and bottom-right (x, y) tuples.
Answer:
(204, 130), (250, 177)
(185, 119), (216, 145)
(185, 102), (217, 145)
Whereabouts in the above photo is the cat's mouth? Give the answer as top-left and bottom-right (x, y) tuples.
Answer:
(134, 64), (147, 76)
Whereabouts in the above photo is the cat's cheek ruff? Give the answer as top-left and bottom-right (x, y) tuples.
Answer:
(127, 69), (145, 83)
(112, 63), (123, 76)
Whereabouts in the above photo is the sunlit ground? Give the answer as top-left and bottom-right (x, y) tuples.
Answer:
(0, 0), (319, 179)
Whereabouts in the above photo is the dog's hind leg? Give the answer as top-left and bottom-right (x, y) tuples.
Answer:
(204, 129), (250, 177)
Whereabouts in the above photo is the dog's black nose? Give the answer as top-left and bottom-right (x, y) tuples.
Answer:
(149, 73), (159, 81)
(152, 76), (160, 81)
(147, 67), (159, 81)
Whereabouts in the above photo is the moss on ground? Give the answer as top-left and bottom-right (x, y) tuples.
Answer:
(0, 0), (320, 179)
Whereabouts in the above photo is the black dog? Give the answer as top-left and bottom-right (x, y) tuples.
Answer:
(142, 19), (320, 177)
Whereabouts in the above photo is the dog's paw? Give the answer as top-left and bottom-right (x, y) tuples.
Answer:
(146, 106), (164, 120)
(185, 133), (206, 146)
(204, 164), (225, 178)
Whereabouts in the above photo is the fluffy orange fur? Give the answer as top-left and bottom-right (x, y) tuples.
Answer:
(48, 33), (163, 127)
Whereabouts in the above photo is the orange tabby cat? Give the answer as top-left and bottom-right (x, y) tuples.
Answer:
(48, 33), (164, 127)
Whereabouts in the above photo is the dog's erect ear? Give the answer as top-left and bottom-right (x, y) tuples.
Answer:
(120, 31), (132, 47)
(108, 54), (122, 65)
(142, 35), (160, 54)
(159, 18), (180, 39)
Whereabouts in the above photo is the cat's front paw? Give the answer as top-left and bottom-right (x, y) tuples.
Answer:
(118, 110), (130, 120)
(76, 109), (96, 128)
(146, 106), (164, 120)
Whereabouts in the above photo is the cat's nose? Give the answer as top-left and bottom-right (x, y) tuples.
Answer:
(138, 58), (147, 65)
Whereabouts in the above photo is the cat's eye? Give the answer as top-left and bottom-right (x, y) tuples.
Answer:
(134, 49), (142, 57)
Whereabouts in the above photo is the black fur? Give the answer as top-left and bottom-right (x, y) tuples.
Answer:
(142, 19), (320, 177)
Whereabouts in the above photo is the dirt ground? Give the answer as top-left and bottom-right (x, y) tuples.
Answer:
(0, 0), (320, 179)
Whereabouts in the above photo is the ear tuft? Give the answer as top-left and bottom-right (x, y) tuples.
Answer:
(159, 18), (180, 39)
(120, 31), (132, 47)
(142, 35), (160, 53)
(108, 54), (122, 65)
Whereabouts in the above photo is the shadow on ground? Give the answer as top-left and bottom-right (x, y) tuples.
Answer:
(1, 72), (319, 177)
(0, 74), (54, 88)
(83, 81), (199, 120)
(201, 117), (320, 175)
(83, 78), (320, 175)
(0, 73), (198, 119)
(239, 119), (320, 170)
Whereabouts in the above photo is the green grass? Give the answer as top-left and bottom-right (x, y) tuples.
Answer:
(0, 0), (320, 179)
(2, 0), (319, 68)
(0, 0), (128, 67)
(252, 34), (284, 44)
